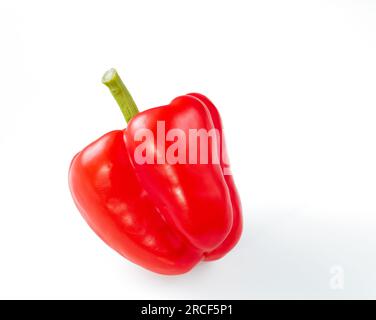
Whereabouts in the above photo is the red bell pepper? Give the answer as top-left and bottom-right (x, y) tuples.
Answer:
(69, 69), (242, 275)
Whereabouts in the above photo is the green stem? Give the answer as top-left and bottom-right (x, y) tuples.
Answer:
(102, 68), (139, 123)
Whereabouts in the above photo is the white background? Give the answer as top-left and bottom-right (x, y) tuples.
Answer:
(0, 0), (375, 299)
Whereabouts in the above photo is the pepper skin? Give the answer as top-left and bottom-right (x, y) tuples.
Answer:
(69, 69), (242, 275)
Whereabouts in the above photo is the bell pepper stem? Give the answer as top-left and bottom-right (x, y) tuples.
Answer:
(102, 68), (139, 123)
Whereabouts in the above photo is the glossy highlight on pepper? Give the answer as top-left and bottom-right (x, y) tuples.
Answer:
(68, 69), (243, 275)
